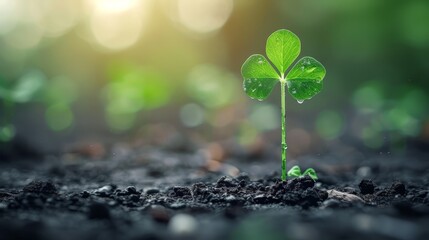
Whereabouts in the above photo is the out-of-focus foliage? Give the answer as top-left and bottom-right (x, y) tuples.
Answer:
(0, 70), (46, 141)
(103, 63), (171, 131)
(0, 0), (427, 151)
(0, 70), (45, 103)
(186, 64), (238, 109)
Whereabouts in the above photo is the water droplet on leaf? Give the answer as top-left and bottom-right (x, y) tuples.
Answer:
(297, 100), (304, 104)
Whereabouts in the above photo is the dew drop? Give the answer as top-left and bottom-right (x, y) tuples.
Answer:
(257, 98), (263, 101)
(251, 89), (256, 92)
(297, 100), (304, 104)
(258, 83), (262, 87)
(281, 143), (288, 151)
(291, 89), (297, 94)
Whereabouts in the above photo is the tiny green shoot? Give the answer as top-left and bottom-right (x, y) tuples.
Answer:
(241, 29), (326, 181)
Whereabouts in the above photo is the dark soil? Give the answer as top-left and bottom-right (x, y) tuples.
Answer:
(1, 145), (429, 240)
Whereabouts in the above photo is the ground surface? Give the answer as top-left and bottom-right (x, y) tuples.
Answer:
(1, 143), (429, 240)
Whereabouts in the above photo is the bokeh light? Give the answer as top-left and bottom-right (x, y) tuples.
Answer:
(0, 0), (428, 153)
(248, 103), (279, 131)
(316, 110), (344, 140)
(45, 103), (74, 131)
(103, 64), (171, 131)
(186, 64), (238, 109)
(86, 0), (151, 51)
(352, 84), (383, 113)
(172, 0), (234, 34)
(180, 103), (205, 128)
(12, 70), (46, 103)
(0, 124), (15, 142)
(0, 0), (18, 35)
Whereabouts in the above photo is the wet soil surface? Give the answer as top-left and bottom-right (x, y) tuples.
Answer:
(1, 146), (429, 240)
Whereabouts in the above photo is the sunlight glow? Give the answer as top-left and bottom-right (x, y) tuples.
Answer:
(0, 0), (18, 34)
(87, 0), (150, 50)
(176, 0), (234, 34)
(87, 0), (141, 13)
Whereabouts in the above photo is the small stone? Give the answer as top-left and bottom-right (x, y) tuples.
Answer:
(327, 190), (364, 203)
(216, 176), (237, 188)
(225, 195), (236, 202)
(253, 194), (275, 204)
(390, 181), (406, 195)
(129, 195), (140, 202)
(125, 186), (138, 195)
(300, 189), (322, 208)
(149, 205), (171, 224)
(169, 214), (197, 235)
(171, 186), (191, 197)
(23, 181), (58, 194)
(236, 172), (250, 182)
(88, 203), (110, 220)
(146, 188), (160, 195)
(94, 185), (114, 196)
(287, 176), (314, 191)
(359, 179), (375, 195)
(81, 191), (90, 198)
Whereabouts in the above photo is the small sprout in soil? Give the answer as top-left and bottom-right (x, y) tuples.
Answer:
(287, 166), (318, 181)
(241, 29), (326, 181)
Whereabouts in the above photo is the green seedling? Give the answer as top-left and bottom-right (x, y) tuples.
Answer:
(241, 29), (326, 181)
(287, 166), (318, 180)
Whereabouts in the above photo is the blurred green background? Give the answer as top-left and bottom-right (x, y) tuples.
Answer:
(0, 0), (428, 156)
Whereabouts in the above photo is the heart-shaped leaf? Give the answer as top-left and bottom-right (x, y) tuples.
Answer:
(302, 168), (318, 180)
(286, 57), (326, 101)
(241, 54), (280, 100)
(287, 165), (302, 177)
(266, 29), (301, 75)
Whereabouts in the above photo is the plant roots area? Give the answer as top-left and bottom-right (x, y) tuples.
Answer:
(1, 145), (428, 240)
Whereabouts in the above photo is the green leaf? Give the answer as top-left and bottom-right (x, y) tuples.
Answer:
(286, 57), (326, 101)
(241, 54), (280, 101)
(302, 168), (318, 181)
(287, 165), (302, 177)
(12, 71), (45, 103)
(266, 29), (301, 75)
